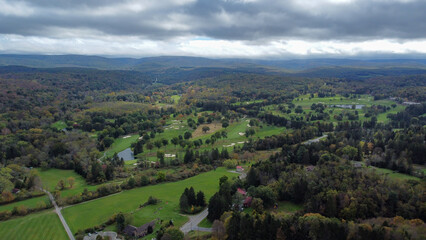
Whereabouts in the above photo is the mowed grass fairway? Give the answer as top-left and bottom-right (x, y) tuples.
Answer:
(62, 168), (238, 233)
(104, 134), (139, 157)
(0, 210), (68, 240)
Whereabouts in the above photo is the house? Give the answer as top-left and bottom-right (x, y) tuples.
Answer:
(123, 220), (155, 238)
(237, 188), (247, 196)
(236, 166), (244, 172)
(243, 196), (252, 208)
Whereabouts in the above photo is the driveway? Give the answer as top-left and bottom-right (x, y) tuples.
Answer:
(180, 208), (212, 234)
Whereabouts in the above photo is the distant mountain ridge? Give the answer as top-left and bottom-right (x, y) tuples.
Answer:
(1, 54), (426, 71)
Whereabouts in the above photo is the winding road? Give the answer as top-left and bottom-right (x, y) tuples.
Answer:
(43, 189), (75, 240)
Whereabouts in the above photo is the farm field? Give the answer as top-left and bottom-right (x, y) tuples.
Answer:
(0, 195), (49, 212)
(0, 210), (68, 240)
(62, 168), (238, 234)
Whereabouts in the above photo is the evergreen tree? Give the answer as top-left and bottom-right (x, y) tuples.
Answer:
(187, 187), (196, 206)
(207, 193), (228, 221)
(196, 191), (205, 207)
(179, 193), (189, 212)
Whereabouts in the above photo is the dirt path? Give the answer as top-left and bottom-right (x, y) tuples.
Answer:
(180, 208), (212, 234)
(43, 189), (75, 240)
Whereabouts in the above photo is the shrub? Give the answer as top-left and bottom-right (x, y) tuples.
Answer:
(223, 159), (237, 169)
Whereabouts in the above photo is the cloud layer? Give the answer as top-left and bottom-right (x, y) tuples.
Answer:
(0, 0), (425, 57)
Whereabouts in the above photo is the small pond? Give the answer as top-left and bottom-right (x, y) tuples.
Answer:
(117, 148), (135, 161)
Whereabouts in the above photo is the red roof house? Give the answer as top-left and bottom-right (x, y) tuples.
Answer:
(237, 188), (247, 196)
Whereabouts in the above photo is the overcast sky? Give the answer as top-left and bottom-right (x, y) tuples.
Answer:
(0, 0), (425, 58)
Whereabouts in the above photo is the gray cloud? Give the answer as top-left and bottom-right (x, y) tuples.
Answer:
(0, 0), (425, 42)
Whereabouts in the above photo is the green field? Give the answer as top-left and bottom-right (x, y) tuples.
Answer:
(370, 167), (420, 181)
(0, 210), (68, 240)
(62, 168), (238, 234)
(38, 168), (98, 197)
(0, 195), (50, 212)
(273, 201), (303, 213)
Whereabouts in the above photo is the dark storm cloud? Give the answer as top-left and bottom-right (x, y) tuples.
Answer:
(0, 0), (425, 41)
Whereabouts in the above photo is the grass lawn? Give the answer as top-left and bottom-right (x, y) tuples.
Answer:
(272, 201), (303, 213)
(51, 121), (67, 130)
(0, 210), (68, 240)
(62, 168), (238, 234)
(198, 217), (213, 228)
(370, 167), (420, 181)
(104, 134), (139, 158)
(37, 168), (98, 197)
(0, 195), (50, 212)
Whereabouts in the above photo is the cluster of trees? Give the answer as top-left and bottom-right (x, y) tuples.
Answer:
(0, 200), (52, 221)
(207, 176), (236, 221)
(58, 183), (121, 206)
(0, 166), (43, 204)
(243, 125), (325, 151)
(215, 212), (425, 240)
(184, 148), (230, 164)
(246, 161), (425, 221)
(179, 187), (205, 213)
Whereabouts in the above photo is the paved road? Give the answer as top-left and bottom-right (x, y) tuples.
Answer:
(43, 189), (75, 240)
(180, 208), (212, 234)
(303, 134), (328, 145)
